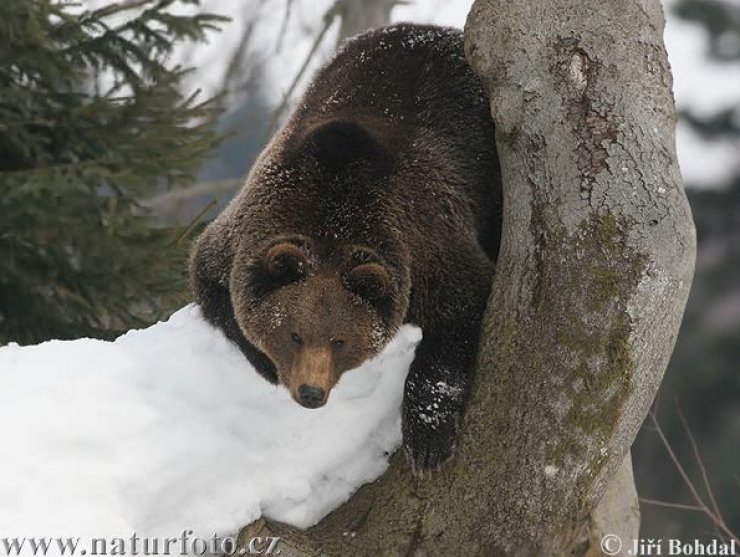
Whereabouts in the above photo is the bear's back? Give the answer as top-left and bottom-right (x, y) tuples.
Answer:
(291, 24), (491, 150)
(230, 24), (501, 266)
(275, 24), (500, 254)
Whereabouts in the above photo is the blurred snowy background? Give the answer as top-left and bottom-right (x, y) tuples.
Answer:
(1, 0), (738, 543)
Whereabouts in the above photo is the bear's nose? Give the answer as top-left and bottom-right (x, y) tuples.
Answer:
(297, 384), (326, 409)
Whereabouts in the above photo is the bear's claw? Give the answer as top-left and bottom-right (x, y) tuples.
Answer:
(404, 441), (456, 478)
(401, 405), (461, 475)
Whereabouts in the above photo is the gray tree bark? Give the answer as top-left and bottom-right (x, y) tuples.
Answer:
(234, 0), (696, 555)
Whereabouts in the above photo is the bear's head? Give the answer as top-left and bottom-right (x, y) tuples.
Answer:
(231, 235), (406, 409)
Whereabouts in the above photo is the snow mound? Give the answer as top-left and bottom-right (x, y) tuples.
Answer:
(0, 305), (419, 539)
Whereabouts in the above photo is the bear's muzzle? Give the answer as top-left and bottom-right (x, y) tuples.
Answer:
(289, 346), (336, 408)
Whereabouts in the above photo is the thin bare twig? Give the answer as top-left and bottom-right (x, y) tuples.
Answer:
(275, 0), (295, 54)
(267, 0), (343, 134)
(171, 199), (218, 246)
(219, 18), (258, 100)
(121, 0), (153, 8)
(143, 177), (244, 210)
(639, 498), (704, 512)
(648, 409), (739, 544)
(675, 401), (725, 531)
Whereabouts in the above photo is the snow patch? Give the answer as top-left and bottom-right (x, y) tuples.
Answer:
(0, 305), (420, 544)
(544, 464), (559, 477)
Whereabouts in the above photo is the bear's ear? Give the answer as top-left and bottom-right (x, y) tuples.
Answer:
(345, 263), (392, 302)
(264, 242), (308, 284)
(303, 120), (395, 177)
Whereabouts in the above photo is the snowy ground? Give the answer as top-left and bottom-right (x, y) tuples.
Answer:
(0, 306), (419, 545)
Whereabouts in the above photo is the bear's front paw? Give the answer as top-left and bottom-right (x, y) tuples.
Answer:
(402, 404), (461, 476)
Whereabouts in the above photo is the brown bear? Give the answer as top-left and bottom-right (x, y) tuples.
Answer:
(190, 23), (502, 470)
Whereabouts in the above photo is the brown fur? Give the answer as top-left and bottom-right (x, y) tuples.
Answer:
(190, 23), (502, 469)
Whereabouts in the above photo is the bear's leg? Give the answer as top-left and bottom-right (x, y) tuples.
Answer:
(193, 273), (278, 384)
(401, 318), (483, 472)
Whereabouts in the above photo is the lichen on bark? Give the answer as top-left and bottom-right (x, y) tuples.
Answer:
(463, 0), (695, 552)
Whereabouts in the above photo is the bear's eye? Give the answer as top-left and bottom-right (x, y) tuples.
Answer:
(330, 338), (345, 350)
(291, 332), (303, 345)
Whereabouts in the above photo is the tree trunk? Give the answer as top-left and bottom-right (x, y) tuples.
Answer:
(337, 0), (397, 43)
(235, 1), (696, 555)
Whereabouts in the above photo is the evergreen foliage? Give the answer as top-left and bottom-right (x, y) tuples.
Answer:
(0, 0), (227, 344)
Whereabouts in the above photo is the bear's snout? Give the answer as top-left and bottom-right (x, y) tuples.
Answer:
(297, 384), (326, 408)
(288, 345), (336, 409)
